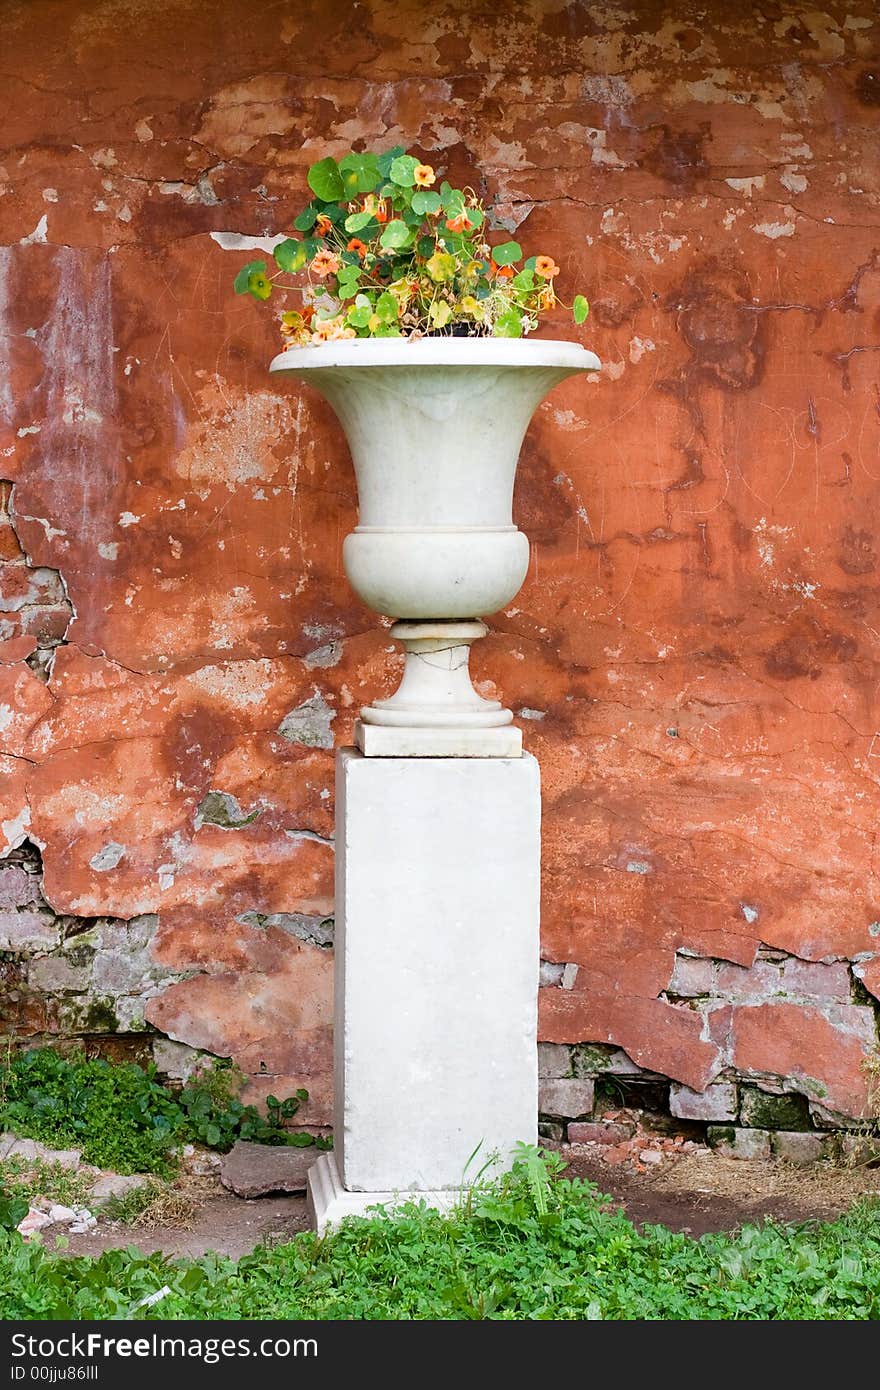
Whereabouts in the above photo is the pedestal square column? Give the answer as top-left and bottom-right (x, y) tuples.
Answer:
(308, 748), (540, 1226)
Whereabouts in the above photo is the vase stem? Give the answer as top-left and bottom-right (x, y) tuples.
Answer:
(355, 620), (522, 757)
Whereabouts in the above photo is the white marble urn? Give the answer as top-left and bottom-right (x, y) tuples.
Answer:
(270, 338), (599, 754)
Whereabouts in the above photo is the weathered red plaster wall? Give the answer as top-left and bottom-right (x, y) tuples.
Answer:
(1, 0), (879, 1125)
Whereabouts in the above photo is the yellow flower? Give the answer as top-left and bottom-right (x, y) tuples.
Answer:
(413, 163), (436, 187)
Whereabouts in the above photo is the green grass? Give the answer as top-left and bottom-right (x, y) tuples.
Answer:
(0, 1048), (326, 1175)
(0, 1157), (96, 1212)
(1, 1147), (879, 1320)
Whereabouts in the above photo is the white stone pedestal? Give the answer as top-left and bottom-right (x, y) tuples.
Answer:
(307, 748), (540, 1233)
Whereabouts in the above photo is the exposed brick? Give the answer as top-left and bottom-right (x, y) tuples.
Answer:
(707, 1126), (771, 1160)
(771, 1131), (827, 1164)
(538, 1042), (572, 1078)
(670, 1081), (738, 1122)
(777, 959), (852, 1002)
(0, 525), (25, 562)
(567, 1119), (635, 1145)
(538, 1077), (595, 1119)
(0, 566), (66, 610)
(668, 955), (718, 997)
(0, 866), (39, 908)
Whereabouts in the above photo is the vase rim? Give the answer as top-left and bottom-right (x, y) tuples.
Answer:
(269, 336), (600, 375)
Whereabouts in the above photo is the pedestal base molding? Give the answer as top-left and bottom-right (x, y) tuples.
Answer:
(355, 719), (522, 757)
(307, 1152), (462, 1237)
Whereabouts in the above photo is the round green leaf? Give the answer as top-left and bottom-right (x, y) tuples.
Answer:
(336, 268), (362, 300)
(428, 300), (453, 329)
(273, 239), (304, 273)
(307, 157), (344, 201)
(412, 190), (442, 216)
(233, 259), (265, 295)
(494, 307), (524, 337)
(338, 151), (382, 195)
(375, 291), (400, 324)
(293, 204), (318, 232)
(379, 219), (412, 250)
(425, 250), (456, 283)
(389, 154), (419, 187)
(377, 145), (406, 178)
(573, 294), (590, 324)
(247, 269), (272, 300)
(491, 241), (522, 267)
(344, 210), (375, 233)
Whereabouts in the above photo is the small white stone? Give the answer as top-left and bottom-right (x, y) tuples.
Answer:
(639, 1150), (663, 1165)
(47, 1204), (77, 1224)
(17, 1208), (52, 1237)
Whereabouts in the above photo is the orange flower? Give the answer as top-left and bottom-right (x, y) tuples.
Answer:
(445, 213), (473, 233)
(311, 248), (341, 278)
(490, 259), (514, 279)
(347, 238), (368, 259)
(315, 214), (333, 236)
(534, 255), (560, 280)
(413, 163), (436, 187)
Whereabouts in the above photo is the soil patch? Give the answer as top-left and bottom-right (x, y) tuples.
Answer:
(56, 1147), (880, 1258)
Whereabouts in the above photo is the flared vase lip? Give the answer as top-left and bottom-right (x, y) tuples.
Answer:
(269, 336), (601, 375)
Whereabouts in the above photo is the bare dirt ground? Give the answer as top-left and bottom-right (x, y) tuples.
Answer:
(57, 1147), (880, 1259)
(564, 1149), (880, 1236)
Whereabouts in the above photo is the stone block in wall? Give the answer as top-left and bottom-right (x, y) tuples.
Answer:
(0, 866), (40, 908)
(571, 1043), (648, 1077)
(707, 1126), (771, 1159)
(668, 955), (718, 997)
(537, 1043), (572, 1078)
(538, 1078), (595, 1119)
(24, 914), (189, 1036)
(739, 1086), (812, 1130)
(841, 1135), (880, 1163)
(568, 1119), (635, 1145)
(28, 953), (91, 991)
(152, 1038), (202, 1081)
(669, 953), (853, 1004)
(669, 1080), (738, 1121)
(0, 908), (61, 952)
(771, 1131), (828, 1164)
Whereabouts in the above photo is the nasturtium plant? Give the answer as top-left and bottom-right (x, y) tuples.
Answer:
(232, 147), (590, 345)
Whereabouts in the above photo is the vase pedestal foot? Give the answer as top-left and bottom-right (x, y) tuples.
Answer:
(357, 619), (522, 758)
